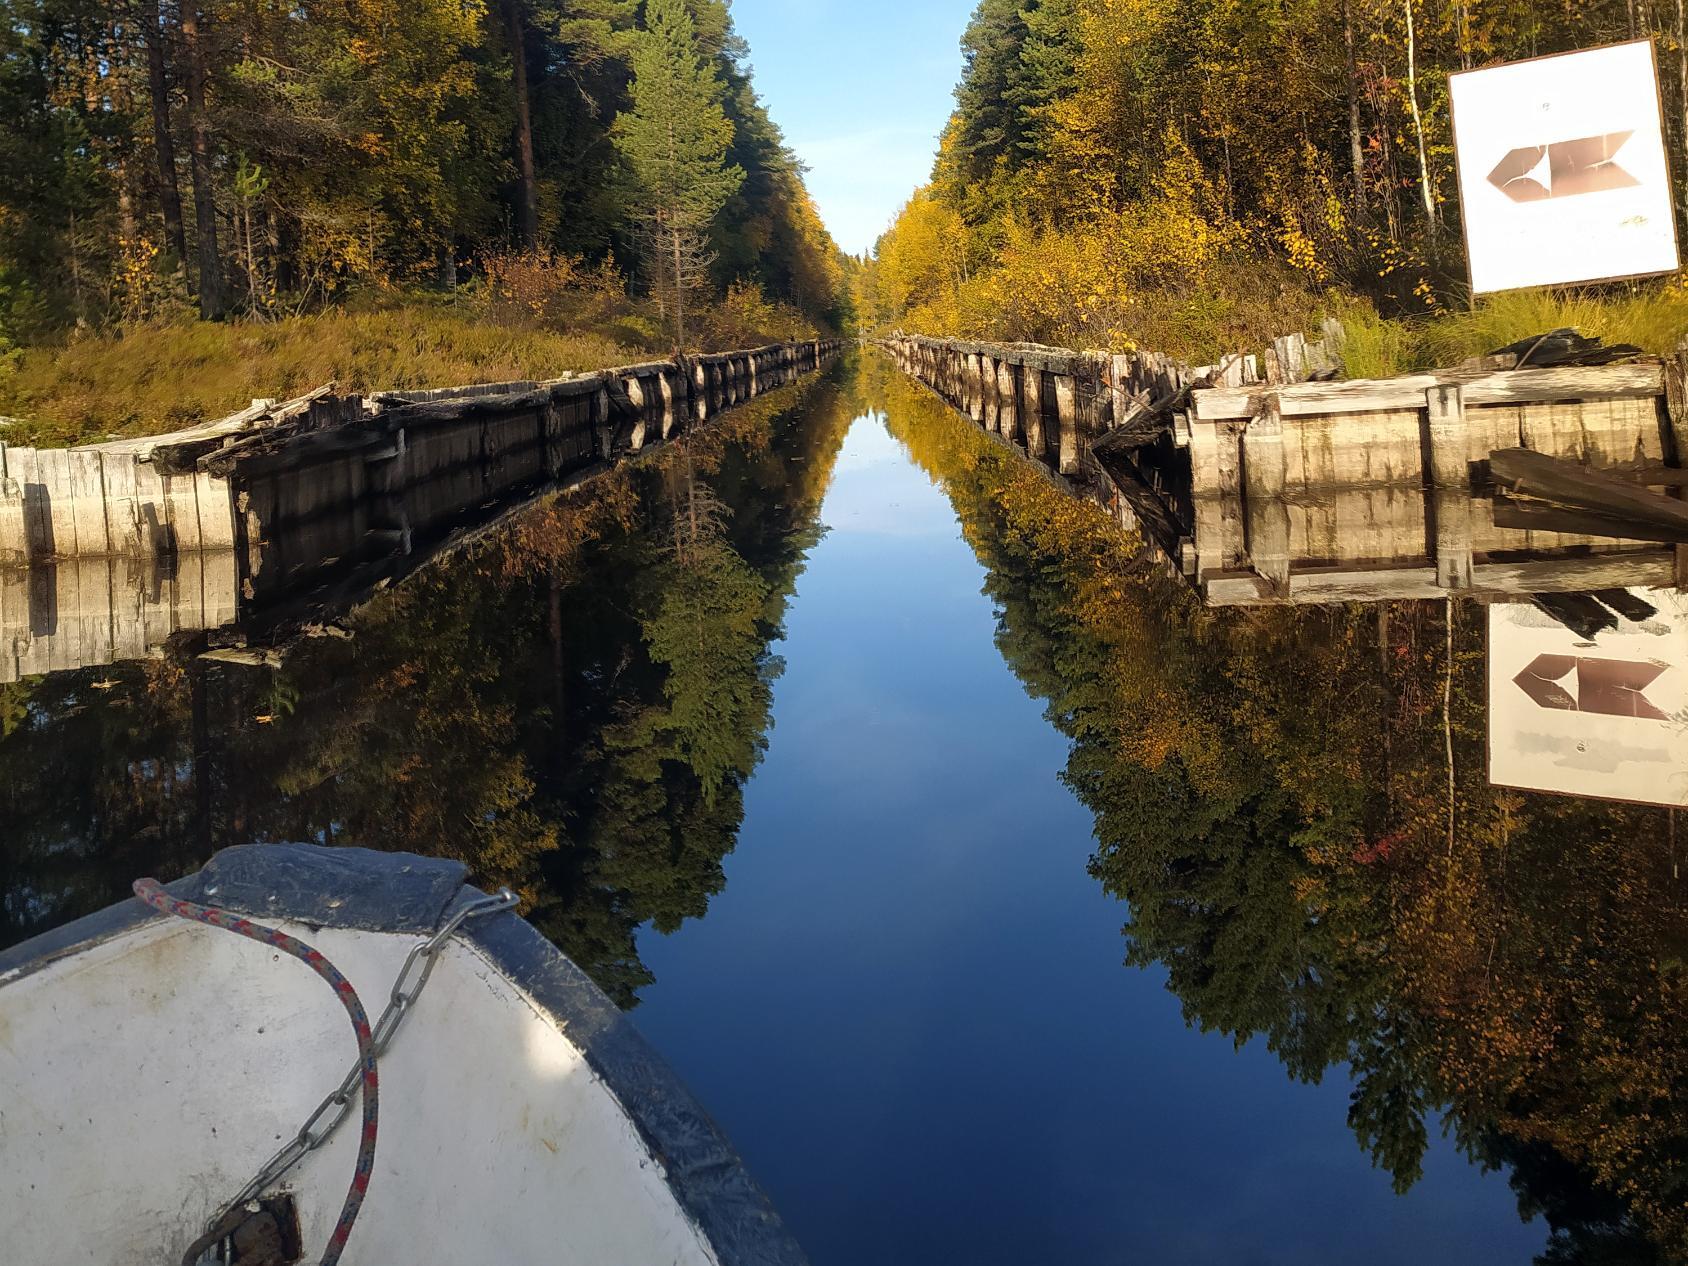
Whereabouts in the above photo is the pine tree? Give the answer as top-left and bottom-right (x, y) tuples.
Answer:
(613, 0), (743, 350)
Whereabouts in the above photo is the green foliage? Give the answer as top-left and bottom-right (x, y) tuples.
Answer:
(1420, 285), (1688, 364)
(0, 298), (644, 445)
(1334, 300), (1422, 378)
(0, 281), (832, 445)
(864, 0), (1688, 360)
(0, 0), (847, 340)
(615, 0), (743, 232)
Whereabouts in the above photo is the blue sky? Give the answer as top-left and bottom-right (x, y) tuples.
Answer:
(730, 0), (979, 257)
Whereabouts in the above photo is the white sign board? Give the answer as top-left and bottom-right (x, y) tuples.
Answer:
(1489, 591), (1688, 808)
(1450, 40), (1680, 294)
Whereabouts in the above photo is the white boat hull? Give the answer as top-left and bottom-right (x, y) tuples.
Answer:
(0, 845), (804, 1266)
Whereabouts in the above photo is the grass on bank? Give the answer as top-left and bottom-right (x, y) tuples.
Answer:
(0, 271), (828, 447)
(1333, 284), (1688, 379)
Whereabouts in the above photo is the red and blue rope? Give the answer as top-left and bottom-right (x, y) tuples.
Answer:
(133, 878), (379, 1266)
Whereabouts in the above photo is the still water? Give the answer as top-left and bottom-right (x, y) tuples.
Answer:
(2, 356), (1682, 1263)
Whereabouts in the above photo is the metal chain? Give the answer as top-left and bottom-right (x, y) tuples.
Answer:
(202, 886), (520, 1236)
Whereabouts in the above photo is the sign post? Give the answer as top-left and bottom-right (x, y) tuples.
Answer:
(1449, 39), (1681, 294)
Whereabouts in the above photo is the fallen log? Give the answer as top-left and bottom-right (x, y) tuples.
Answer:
(1488, 448), (1688, 536)
(1491, 495), (1688, 544)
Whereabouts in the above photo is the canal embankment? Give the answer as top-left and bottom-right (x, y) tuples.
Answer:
(882, 331), (1688, 606)
(0, 339), (845, 682)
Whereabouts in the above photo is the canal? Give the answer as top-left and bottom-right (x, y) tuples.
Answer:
(2, 354), (1682, 1264)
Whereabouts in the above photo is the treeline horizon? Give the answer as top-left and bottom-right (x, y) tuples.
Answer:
(0, 0), (853, 346)
(857, 0), (1688, 361)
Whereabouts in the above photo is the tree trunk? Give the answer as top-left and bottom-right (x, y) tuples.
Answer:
(548, 572), (566, 734)
(179, 3), (224, 320)
(1678, 0), (1687, 217)
(191, 661), (213, 853)
(671, 222), (687, 350)
(143, 0), (188, 266)
(1343, 0), (1367, 208)
(242, 200), (261, 314)
(503, 0), (538, 251)
(1404, 0), (1438, 236)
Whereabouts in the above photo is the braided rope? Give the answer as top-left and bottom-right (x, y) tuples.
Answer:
(133, 879), (379, 1266)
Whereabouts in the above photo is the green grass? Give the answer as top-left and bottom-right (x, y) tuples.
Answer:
(0, 298), (657, 447)
(1336, 282), (1688, 379)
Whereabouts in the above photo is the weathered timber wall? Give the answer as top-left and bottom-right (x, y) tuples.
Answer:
(883, 332), (1688, 606)
(0, 553), (238, 684)
(881, 334), (1251, 475)
(0, 340), (844, 573)
(1, 339), (843, 678)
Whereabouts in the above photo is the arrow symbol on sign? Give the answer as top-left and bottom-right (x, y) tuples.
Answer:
(1487, 132), (1644, 202)
(1514, 654), (1670, 719)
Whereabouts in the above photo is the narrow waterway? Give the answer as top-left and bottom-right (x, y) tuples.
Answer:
(631, 401), (1539, 1265)
(2, 356), (1681, 1264)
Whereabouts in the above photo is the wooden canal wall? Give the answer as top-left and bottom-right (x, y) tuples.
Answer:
(0, 553), (237, 684)
(0, 339), (843, 571)
(1, 339), (843, 679)
(882, 332), (1688, 605)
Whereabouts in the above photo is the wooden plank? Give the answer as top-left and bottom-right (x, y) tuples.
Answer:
(46, 562), (83, 673)
(1434, 487), (1475, 589)
(108, 558), (147, 663)
(131, 461), (169, 555)
(0, 565), (24, 683)
(1492, 497), (1688, 544)
(76, 556), (114, 667)
(173, 551), (206, 630)
(1054, 375), (1080, 475)
(194, 472), (237, 550)
(1243, 396), (1290, 594)
(1192, 362), (1665, 421)
(1024, 370), (1046, 462)
(1490, 448), (1688, 533)
(202, 549), (239, 629)
(0, 455), (26, 566)
(1426, 385), (1469, 488)
(1282, 485), (1425, 564)
(165, 472), (203, 553)
(68, 449), (110, 556)
(99, 454), (143, 557)
(34, 448), (77, 558)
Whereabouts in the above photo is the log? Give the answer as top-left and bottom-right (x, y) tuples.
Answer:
(1193, 362), (1666, 421)
(1491, 496), (1688, 544)
(1489, 447), (1688, 534)
(1529, 592), (1620, 639)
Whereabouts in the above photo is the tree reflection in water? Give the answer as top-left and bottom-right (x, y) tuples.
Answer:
(862, 358), (1685, 1265)
(0, 368), (857, 1012)
(4, 356), (1684, 1262)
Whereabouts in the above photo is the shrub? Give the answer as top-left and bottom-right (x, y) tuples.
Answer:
(475, 250), (633, 329)
(697, 280), (819, 349)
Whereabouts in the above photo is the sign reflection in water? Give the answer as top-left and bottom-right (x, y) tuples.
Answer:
(1489, 590), (1688, 807)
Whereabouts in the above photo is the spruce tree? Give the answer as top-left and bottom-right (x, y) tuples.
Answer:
(613, 0), (743, 349)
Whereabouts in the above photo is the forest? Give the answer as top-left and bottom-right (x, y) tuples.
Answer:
(858, 0), (1688, 362)
(0, 0), (852, 437)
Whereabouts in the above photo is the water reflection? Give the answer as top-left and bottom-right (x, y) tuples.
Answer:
(1490, 592), (1688, 807)
(861, 357), (1685, 1262)
(3, 355), (1685, 1262)
(0, 369), (855, 1006)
